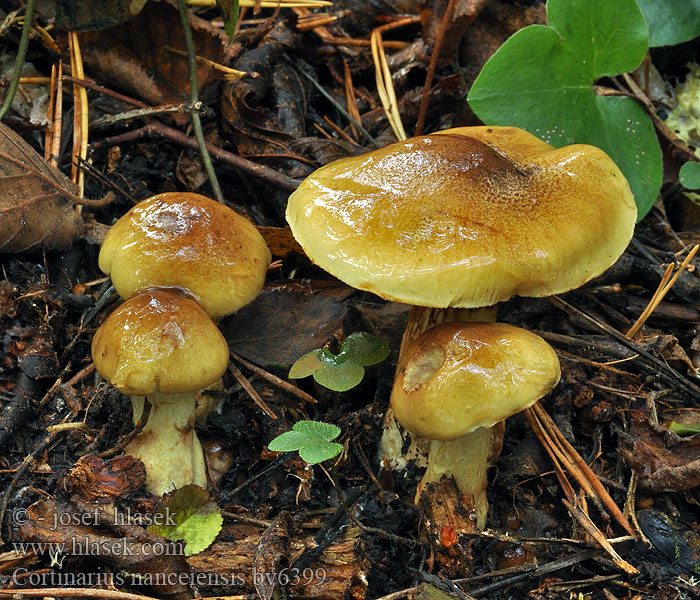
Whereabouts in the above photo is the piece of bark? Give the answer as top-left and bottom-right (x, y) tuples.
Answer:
(188, 524), (368, 600)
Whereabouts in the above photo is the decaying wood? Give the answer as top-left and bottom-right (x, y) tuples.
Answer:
(188, 524), (368, 600)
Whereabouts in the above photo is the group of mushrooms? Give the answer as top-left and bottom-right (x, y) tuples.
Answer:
(92, 126), (637, 529)
(92, 193), (270, 494)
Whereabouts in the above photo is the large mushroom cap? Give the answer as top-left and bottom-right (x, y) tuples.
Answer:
(286, 126), (637, 308)
(99, 193), (271, 319)
(391, 321), (561, 440)
(91, 289), (229, 396)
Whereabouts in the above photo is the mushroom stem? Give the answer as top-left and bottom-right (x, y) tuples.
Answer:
(124, 392), (207, 495)
(416, 422), (505, 529)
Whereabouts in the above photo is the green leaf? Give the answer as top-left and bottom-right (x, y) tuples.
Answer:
(268, 420), (342, 465)
(668, 421), (700, 436)
(147, 485), (223, 556)
(288, 333), (390, 391)
(215, 0), (240, 40)
(299, 442), (343, 464)
(313, 359), (365, 392)
(339, 332), (391, 367)
(680, 161), (700, 189)
(292, 420), (341, 441)
(267, 430), (311, 452)
(288, 350), (325, 379)
(467, 0), (662, 220)
(636, 0), (700, 47)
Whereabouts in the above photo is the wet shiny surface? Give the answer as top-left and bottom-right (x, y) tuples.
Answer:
(286, 126), (637, 308)
(91, 289), (229, 396)
(391, 322), (561, 440)
(99, 193), (271, 318)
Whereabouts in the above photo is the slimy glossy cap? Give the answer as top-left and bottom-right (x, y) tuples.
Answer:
(286, 126), (637, 308)
(91, 289), (229, 396)
(99, 193), (271, 319)
(391, 322), (561, 440)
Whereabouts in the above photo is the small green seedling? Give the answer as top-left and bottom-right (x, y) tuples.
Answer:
(268, 420), (343, 464)
(289, 332), (390, 392)
(668, 421), (700, 436)
(468, 0), (662, 220)
(216, 0), (240, 39)
(147, 484), (223, 556)
(680, 162), (700, 190)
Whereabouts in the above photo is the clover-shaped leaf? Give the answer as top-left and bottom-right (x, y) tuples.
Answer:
(468, 0), (661, 220)
(288, 332), (390, 392)
(268, 420), (343, 464)
(147, 485), (223, 556)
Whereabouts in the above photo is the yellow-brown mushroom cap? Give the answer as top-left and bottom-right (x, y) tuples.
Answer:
(91, 289), (229, 396)
(286, 126), (637, 308)
(99, 193), (271, 319)
(391, 322), (561, 440)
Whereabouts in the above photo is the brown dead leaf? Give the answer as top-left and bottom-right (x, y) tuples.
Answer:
(224, 287), (348, 367)
(421, 0), (488, 67)
(0, 123), (83, 253)
(78, 0), (239, 108)
(257, 226), (304, 256)
(619, 414), (700, 492)
(52, 0), (148, 30)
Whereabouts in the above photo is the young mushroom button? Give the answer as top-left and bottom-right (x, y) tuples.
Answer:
(91, 289), (230, 495)
(99, 192), (271, 320)
(391, 321), (561, 529)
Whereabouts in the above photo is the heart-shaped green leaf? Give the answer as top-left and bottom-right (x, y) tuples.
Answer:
(468, 0), (661, 220)
(288, 350), (325, 379)
(147, 485), (223, 556)
(636, 0), (700, 47)
(312, 359), (365, 392)
(288, 333), (389, 391)
(680, 161), (700, 189)
(339, 332), (391, 367)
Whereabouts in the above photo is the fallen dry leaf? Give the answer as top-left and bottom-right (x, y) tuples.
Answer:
(62, 454), (146, 501)
(52, 0), (148, 30)
(619, 414), (700, 492)
(224, 287), (348, 367)
(78, 0), (239, 109)
(0, 123), (83, 253)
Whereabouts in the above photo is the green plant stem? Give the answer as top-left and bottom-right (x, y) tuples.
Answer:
(0, 0), (37, 121)
(176, 0), (224, 203)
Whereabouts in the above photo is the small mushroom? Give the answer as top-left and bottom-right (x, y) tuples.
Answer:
(99, 192), (271, 319)
(95, 193), (272, 492)
(391, 321), (561, 528)
(92, 289), (229, 495)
